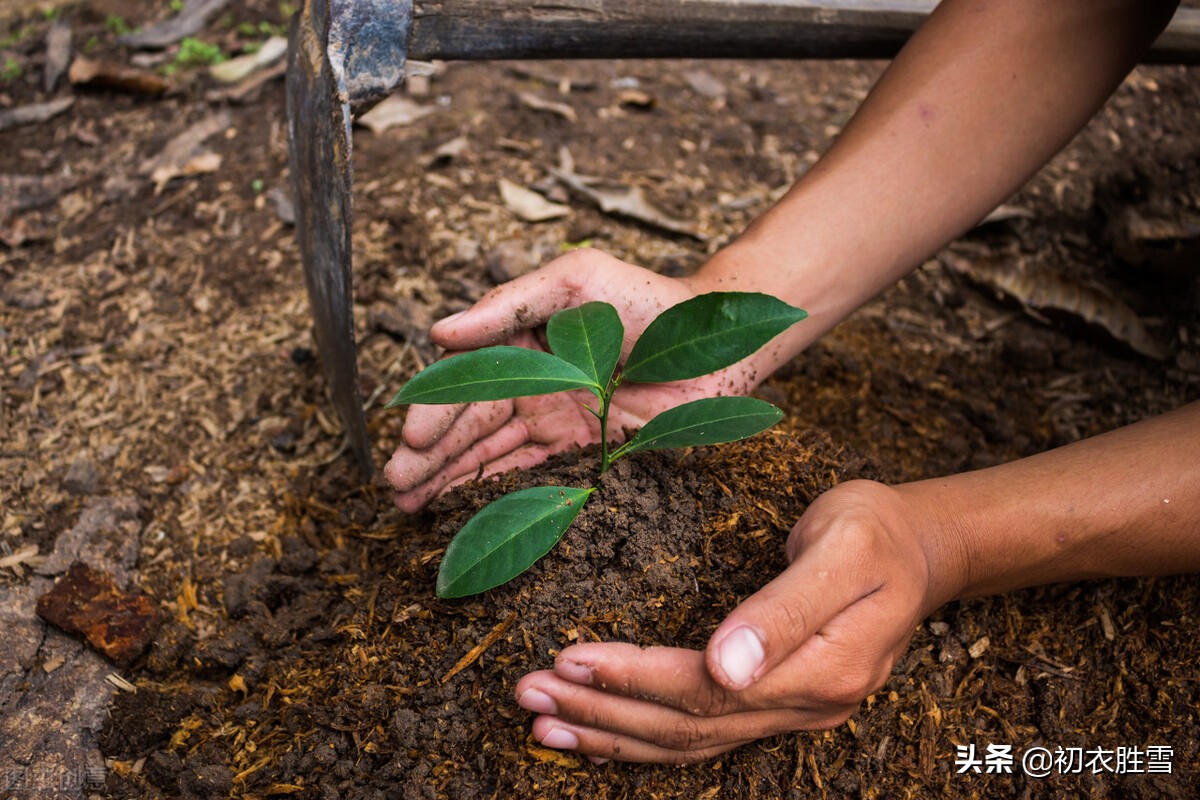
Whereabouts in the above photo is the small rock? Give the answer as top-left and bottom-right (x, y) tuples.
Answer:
(36, 563), (160, 666)
(452, 235), (481, 265)
(3, 286), (48, 310)
(63, 457), (100, 495)
(267, 187), (295, 225)
(278, 535), (318, 576)
(226, 535), (258, 559)
(223, 557), (276, 618)
(684, 69), (727, 99)
(179, 762), (234, 798)
(486, 241), (534, 284)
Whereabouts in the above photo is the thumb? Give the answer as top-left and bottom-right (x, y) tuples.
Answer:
(704, 541), (861, 691)
(431, 253), (596, 350)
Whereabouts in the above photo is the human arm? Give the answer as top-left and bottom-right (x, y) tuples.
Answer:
(515, 402), (1200, 763)
(385, 0), (1178, 511)
(500, 0), (1188, 763)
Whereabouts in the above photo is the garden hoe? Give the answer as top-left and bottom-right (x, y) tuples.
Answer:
(286, 0), (1200, 474)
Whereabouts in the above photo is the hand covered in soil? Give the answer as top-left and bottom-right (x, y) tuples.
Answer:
(513, 480), (961, 763)
(385, 248), (766, 512)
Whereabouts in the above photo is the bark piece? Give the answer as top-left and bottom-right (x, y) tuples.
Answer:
(36, 563), (159, 667)
(44, 18), (72, 92)
(68, 57), (170, 95)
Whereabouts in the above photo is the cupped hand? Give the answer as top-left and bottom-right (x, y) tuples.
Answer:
(512, 480), (966, 763)
(384, 248), (760, 512)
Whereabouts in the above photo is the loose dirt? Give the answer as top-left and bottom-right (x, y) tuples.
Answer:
(1, 2), (1197, 798)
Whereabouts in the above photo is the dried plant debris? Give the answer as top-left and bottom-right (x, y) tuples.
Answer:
(209, 36), (286, 84)
(138, 111), (231, 192)
(551, 148), (706, 240)
(356, 95), (438, 133)
(944, 253), (1169, 360)
(0, 173), (79, 222)
(517, 90), (577, 122)
(0, 97), (74, 133)
(1108, 205), (1200, 279)
(499, 178), (570, 222)
(975, 203), (1034, 228)
(119, 0), (231, 49)
(36, 563), (159, 667)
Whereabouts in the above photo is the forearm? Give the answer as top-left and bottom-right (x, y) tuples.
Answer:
(902, 402), (1200, 605)
(688, 0), (1178, 377)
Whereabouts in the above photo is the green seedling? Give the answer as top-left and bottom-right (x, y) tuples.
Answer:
(387, 292), (807, 598)
(175, 37), (226, 67)
(0, 57), (21, 83)
(105, 14), (132, 36)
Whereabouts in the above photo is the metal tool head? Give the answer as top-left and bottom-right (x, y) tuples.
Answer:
(286, 0), (412, 475)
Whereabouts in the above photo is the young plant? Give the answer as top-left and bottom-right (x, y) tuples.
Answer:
(387, 292), (807, 598)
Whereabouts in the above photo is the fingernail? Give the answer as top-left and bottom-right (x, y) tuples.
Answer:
(717, 626), (765, 689)
(540, 727), (579, 750)
(433, 310), (466, 329)
(588, 756), (610, 766)
(554, 659), (593, 685)
(517, 688), (558, 715)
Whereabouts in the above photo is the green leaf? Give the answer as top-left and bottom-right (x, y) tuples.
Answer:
(437, 486), (594, 598)
(386, 346), (595, 406)
(546, 302), (624, 391)
(622, 397), (783, 455)
(621, 293), (807, 384)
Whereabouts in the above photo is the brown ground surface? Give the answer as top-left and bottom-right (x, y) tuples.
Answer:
(2, 2), (1199, 798)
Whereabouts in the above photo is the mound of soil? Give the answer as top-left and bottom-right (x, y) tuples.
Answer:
(100, 429), (886, 798)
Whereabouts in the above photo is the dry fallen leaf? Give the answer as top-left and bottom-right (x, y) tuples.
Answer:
(499, 179), (570, 223)
(210, 36), (287, 83)
(0, 97), (75, 134)
(944, 253), (1169, 360)
(139, 111), (231, 192)
(120, 0), (231, 49)
(551, 147), (705, 240)
(356, 95), (438, 134)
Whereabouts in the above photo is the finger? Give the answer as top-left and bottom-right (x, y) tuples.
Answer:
(402, 401), (466, 450)
(704, 533), (876, 691)
(385, 400), (514, 492)
(441, 441), (569, 494)
(529, 715), (751, 765)
(516, 671), (831, 755)
(390, 418), (529, 513)
(430, 254), (599, 350)
(547, 643), (768, 717)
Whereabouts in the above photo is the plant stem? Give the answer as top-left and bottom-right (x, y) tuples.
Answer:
(598, 381), (617, 474)
(595, 376), (624, 474)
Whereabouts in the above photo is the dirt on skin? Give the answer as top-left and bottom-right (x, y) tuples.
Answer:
(0, 1), (1198, 798)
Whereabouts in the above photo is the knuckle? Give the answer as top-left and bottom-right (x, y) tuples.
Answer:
(812, 667), (874, 708)
(695, 682), (735, 717)
(660, 715), (712, 752)
(767, 594), (814, 644)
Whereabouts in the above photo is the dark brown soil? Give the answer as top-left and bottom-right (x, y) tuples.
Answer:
(1, 1), (1198, 798)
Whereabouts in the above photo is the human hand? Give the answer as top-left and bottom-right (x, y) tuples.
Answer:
(512, 480), (965, 763)
(384, 248), (765, 512)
